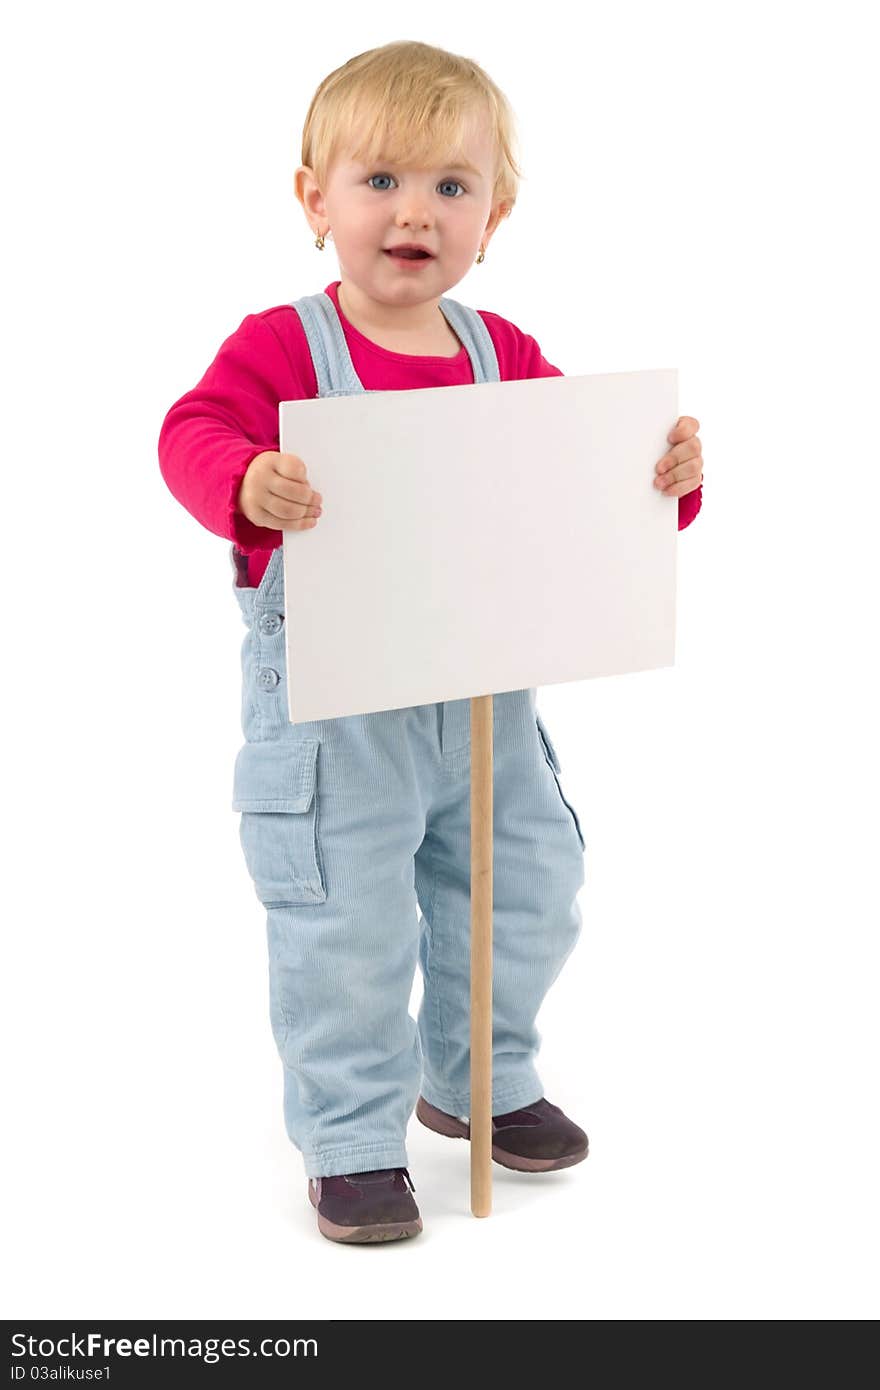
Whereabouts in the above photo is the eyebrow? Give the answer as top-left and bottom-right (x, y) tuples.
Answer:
(369, 156), (484, 178)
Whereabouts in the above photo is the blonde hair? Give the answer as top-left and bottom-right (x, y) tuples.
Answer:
(300, 40), (524, 218)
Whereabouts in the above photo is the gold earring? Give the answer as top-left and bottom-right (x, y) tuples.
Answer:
(476, 246), (485, 264)
(315, 229), (327, 250)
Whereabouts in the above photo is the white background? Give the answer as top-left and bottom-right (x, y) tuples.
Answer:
(3, 0), (878, 1321)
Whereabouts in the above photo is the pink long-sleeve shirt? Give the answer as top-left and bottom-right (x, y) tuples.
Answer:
(158, 279), (702, 589)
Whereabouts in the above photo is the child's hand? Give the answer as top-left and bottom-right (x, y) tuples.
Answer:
(238, 452), (323, 531)
(654, 417), (703, 498)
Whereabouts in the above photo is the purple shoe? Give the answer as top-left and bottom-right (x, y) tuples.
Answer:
(308, 1167), (422, 1243)
(416, 1095), (589, 1172)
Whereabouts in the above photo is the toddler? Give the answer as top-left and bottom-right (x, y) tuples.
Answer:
(158, 40), (703, 1244)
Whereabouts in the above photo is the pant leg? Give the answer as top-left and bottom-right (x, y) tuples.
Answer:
(236, 708), (440, 1179)
(414, 693), (585, 1116)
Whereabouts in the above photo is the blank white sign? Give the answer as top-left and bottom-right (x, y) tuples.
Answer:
(279, 368), (678, 723)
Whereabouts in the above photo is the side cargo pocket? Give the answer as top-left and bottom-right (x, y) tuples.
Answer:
(535, 712), (586, 853)
(231, 738), (327, 906)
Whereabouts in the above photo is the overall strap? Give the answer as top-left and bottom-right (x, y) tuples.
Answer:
(437, 297), (500, 384)
(290, 292), (366, 397)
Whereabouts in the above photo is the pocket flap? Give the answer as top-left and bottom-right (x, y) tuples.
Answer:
(535, 712), (562, 772)
(232, 738), (319, 813)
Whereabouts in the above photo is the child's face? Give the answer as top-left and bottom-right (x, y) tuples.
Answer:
(296, 116), (506, 312)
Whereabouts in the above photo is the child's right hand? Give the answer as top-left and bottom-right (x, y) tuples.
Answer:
(237, 452), (323, 531)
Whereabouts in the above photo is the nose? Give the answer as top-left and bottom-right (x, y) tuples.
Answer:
(394, 196), (433, 230)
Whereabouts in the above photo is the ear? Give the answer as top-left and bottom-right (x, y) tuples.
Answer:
(294, 166), (327, 221)
(483, 200), (513, 245)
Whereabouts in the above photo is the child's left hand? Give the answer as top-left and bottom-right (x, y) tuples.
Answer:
(654, 417), (703, 497)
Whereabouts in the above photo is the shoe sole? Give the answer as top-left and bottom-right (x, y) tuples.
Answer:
(416, 1096), (589, 1172)
(308, 1182), (423, 1243)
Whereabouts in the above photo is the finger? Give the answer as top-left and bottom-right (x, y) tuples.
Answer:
(656, 439), (701, 474)
(267, 483), (322, 511)
(265, 490), (322, 521)
(255, 506), (319, 531)
(667, 415), (700, 443)
(269, 473), (323, 506)
(654, 459), (703, 489)
(657, 477), (702, 498)
(274, 454), (308, 480)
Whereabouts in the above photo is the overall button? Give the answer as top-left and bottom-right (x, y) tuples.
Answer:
(258, 611), (284, 635)
(257, 667), (280, 690)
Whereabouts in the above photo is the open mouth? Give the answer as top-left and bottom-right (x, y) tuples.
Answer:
(384, 248), (433, 259)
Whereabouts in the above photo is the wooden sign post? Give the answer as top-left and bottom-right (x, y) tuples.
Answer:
(470, 692), (493, 1216)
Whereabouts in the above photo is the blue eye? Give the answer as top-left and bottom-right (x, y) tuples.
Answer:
(366, 173), (466, 197)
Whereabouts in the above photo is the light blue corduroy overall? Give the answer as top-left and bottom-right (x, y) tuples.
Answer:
(229, 290), (586, 1179)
